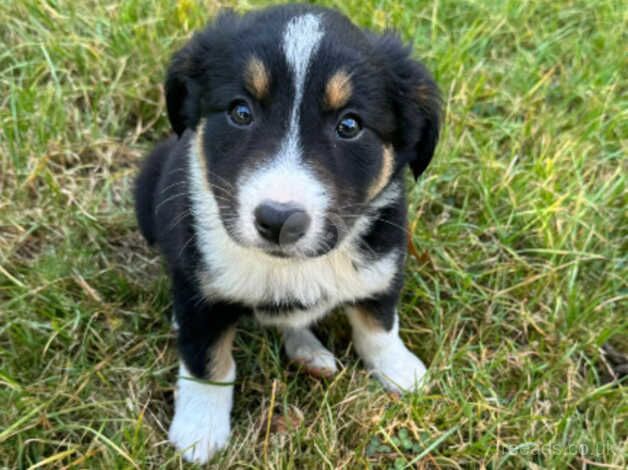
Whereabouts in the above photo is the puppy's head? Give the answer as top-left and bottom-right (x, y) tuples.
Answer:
(167, 5), (441, 258)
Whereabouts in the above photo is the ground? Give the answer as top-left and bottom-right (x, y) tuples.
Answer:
(0, 0), (626, 468)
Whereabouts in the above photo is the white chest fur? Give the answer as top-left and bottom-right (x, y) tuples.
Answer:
(188, 133), (400, 328)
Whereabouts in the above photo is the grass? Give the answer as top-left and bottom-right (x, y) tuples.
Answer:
(0, 0), (626, 468)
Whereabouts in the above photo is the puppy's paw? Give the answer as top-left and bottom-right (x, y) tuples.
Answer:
(368, 345), (427, 394)
(168, 405), (230, 464)
(283, 327), (338, 378)
(169, 364), (234, 464)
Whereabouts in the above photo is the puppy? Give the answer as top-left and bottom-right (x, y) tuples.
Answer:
(134, 4), (440, 463)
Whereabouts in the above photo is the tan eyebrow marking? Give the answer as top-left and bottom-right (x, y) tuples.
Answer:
(244, 56), (270, 99)
(368, 144), (394, 200)
(324, 69), (352, 109)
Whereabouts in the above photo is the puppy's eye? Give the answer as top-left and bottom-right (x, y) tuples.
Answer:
(336, 114), (362, 139)
(228, 101), (254, 126)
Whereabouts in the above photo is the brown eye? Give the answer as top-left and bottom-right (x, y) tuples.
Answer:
(336, 114), (361, 139)
(228, 101), (254, 126)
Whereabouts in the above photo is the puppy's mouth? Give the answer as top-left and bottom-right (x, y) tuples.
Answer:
(265, 248), (292, 258)
(257, 238), (336, 259)
(251, 231), (339, 259)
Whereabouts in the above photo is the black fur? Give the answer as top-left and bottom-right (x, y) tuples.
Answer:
(134, 136), (176, 245)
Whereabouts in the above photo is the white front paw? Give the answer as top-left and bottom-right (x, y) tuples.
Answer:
(169, 363), (234, 464)
(168, 406), (230, 464)
(370, 346), (427, 394)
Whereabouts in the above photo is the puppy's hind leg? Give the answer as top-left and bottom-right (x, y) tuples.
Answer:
(282, 327), (338, 378)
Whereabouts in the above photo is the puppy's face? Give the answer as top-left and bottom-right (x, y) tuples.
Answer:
(167, 6), (440, 258)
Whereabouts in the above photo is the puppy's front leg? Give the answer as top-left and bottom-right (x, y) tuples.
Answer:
(346, 303), (427, 394)
(168, 271), (244, 464)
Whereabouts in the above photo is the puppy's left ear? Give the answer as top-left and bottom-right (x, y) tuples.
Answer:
(374, 34), (442, 180)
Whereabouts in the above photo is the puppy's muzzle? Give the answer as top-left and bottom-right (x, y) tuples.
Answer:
(254, 201), (311, 245)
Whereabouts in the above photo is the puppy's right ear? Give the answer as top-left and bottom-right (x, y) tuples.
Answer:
(165, 42), (202, 137)
(165, 11), (239, 137)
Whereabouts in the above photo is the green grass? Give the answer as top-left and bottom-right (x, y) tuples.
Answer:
(1, 0), (626, 468)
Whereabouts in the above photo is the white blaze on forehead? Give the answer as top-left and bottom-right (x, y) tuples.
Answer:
(283, 13), (324, 75)
(282, 13), (324, 152)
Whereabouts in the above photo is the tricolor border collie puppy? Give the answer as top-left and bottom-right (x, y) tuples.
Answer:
(134, 4), (440, 463)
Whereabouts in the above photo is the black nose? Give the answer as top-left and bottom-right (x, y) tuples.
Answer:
(254, 201), (311, 245)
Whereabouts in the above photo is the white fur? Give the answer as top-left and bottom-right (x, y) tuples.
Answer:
(282, 327), (338, 374)
(282, 13), (324, 143)
(189, 131), (403, 329)
(236, 14), (327, 254)
(251, 242), (398, 327)
(168, 362), (234, 464)
(346, 308), (427, 393)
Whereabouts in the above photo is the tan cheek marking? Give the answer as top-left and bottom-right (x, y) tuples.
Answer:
(324, 70), (352, 109)
(245, 56), (270, 100)
(208, 326), (237, 380)
(367, 145), (394, 200)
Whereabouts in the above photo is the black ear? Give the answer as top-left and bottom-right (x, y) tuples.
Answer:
(165, 45), (201, 137)
(165, 11), (238, 137)
(373, 34), (442, 180)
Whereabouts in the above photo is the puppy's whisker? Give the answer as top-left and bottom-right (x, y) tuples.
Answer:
(164, 167), (187, 176)
(208, 194), (231, 204)
(166, 209), (193, 232)
(154, 191), (189, 212)
(206, 181), (233, 194)
(338, 212), (410, 235)
(159, 180), (187, 195)
(205, 169), (235, 190)
(177, 233), (197, 259)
